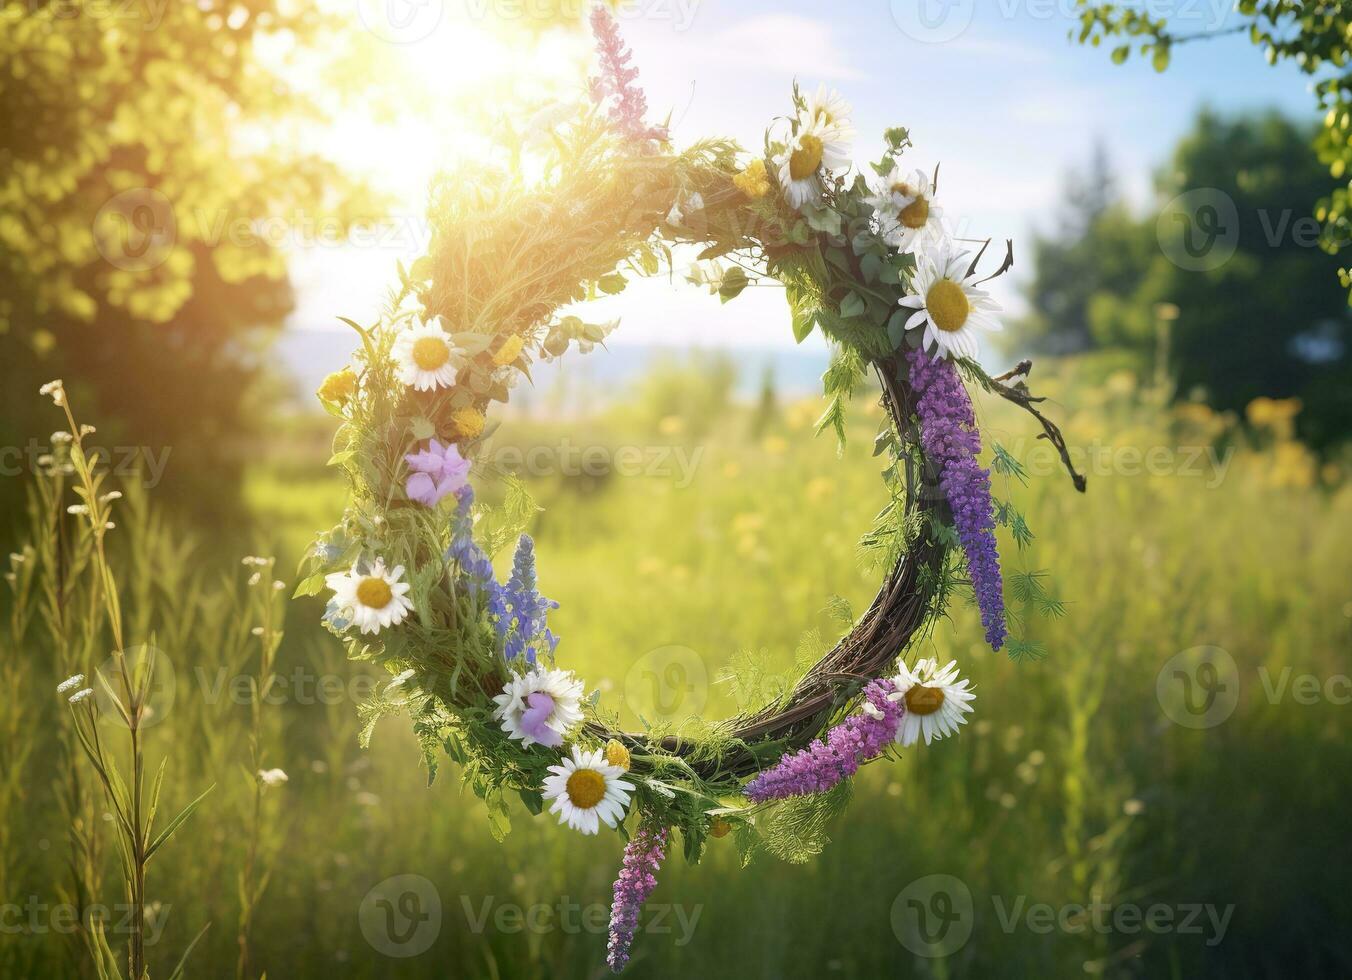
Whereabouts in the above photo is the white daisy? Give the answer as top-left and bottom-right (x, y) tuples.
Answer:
(257, 768), (289, 787)
(391, 319), (464, 392)
(775, 113), (852, 211)
(870, 166), (944, 253)
(324, 558), (414, 635)
(889, 658), (976, 747)
(491, 666), (585, 749)
(800, 85), (855, 147)
(541, 746), (634, 835)
(897, 240), (1003, 360)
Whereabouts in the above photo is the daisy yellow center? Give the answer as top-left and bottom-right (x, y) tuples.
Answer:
(900, 196), (930, 229)
(904, 684), (946, 716)
(355, 576), (392, 609)
(925, 279), (970, 333)
(412, 336), (450, 371)
(789, 134), (824, 181)
(565, 769), (607, 810)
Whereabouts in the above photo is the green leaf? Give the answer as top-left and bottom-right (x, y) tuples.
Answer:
(887, 308), (910, 348)
(1151, 41), (1171, 72)
(718, 266), (749, 303)
(791, 305), (817, 343)
(800, 202), (842, 235)
(597, 273), (627, 294)
(146, 784), (215, 861)
(165, 924), (212, 980)
(838, 291), (866, 319)
(292, 571), (327, 599)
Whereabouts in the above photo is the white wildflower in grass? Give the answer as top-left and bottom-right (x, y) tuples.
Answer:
(888, 658), (976, 747)
(391, 319), (464, 391)
(50, 430), (73, 445)
(56, 674), (85, 694)
(68, 688), (95, 704)
(898, 238), (1003, 360)
(541, 746), (634, 835)
(324, 558), (414, 635)
(257, 768), (289, 788)
(39, 379), (65, 405)
(492, 667), (585, 749)
(869, 165), (944, 253)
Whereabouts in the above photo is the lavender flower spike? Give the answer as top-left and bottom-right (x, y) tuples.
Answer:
(607, 826), (668, 973)
(905, 347), (1008, 650)
(588, 5), (668, 144)
(744, 679), (902, 803)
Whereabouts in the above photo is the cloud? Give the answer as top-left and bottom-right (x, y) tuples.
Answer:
(687, 15), (863, 80)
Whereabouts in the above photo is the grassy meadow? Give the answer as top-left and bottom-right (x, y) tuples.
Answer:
(2, 357), (1350, 979)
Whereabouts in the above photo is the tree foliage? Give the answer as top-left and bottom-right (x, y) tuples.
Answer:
(1019, 111), (1352, 447)
(0, 1), (379, 524)
(1074, 0), (1352, 290)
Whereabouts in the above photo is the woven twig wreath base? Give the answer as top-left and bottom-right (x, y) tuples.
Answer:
(596, 355), (942, 780)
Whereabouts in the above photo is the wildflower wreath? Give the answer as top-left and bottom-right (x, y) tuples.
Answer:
(300, 8), (1084, 971)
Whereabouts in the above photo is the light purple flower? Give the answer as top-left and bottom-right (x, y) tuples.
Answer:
(518, 692), (562, 747)
(905, 347), (1007, 649)
(744, 679), (902, 803)
(405, 439), (471, 507)
(607, 826), (668, 973)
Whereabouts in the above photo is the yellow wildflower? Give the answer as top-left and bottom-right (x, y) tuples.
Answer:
(317, 367), (358, 404)
(492, 334), (524, 367)
(449, 406), (486, 441)
(733, 159), (770, 199)
(603, 739), (631, 772)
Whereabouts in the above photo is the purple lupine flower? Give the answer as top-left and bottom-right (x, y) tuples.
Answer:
(405, 439), (471, 507)
(905, 347), (1008, 650)
(588, 5), (668, 144)
(606, 826), (668, 973)
(744, 679), (902, 803)
(446, 487), (496, 595)
(495, 535), (559, 665)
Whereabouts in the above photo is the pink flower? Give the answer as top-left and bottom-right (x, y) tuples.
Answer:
(404, 439), (471, 507)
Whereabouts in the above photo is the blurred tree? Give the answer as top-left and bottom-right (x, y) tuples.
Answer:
(1074, 0), (1352, 293)
(1020, 111), (1352, 447)
(1019, 143), (1155, 355)
(1146, 111), (1352, 448)
(0, 1), (380, 527)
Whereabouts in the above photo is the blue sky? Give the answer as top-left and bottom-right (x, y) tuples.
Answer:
(285, 0), (1315, 365)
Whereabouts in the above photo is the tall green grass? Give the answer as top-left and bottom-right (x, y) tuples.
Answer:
(2, 361), (1349, 978)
